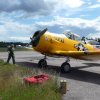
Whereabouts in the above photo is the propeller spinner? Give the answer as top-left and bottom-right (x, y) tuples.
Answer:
(30, 28), (48, 47)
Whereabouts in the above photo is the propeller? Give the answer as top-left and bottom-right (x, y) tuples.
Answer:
(30, 28), (48, 47)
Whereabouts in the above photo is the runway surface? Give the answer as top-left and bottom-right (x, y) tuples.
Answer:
(0, 51), (100, 100)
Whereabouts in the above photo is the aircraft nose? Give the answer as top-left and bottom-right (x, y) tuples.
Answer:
(31, 28), (48, 47)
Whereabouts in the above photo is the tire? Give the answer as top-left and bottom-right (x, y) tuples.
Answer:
(61, 62), (71, 73)
(38, 59), (47, 68)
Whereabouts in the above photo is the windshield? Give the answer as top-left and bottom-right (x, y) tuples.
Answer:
(64, 31), (81, 41)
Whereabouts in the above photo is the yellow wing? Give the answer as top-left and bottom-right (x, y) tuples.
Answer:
(51, 50), (100, 61)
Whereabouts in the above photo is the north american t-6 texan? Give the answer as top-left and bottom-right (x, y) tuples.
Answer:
(29, 28), (100, 73)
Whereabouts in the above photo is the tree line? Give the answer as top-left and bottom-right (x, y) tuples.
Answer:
(95, 38), (100, 43)
(0, 42), (28, 47)
(83, 37), (100, 43)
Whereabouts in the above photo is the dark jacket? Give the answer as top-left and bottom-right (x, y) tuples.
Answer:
(7, 47), (15, 55)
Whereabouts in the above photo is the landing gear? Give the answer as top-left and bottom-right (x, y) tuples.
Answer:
(61, 57), (71, 73)
(38, 55), (47, 68)
(38, 56), (71, 73)
(61, 62), (71, 73)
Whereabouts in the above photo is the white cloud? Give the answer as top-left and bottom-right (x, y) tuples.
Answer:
(80, 14), (90, 17)
(10, 37), (30, 42)
(87, 2), (92, 5)
(87, 33), (100, 39)
(61, 0), (84, 8)
(4, 21), (33, 34)
(36, 16), (90, 28)
(1, 16), (100, 42)
(45, 0), (84, 8)
(0, 20), (37, 42)
(89, 4), (100, 8)
(1, 13), (100, 42)
(44, 0), (85, 15)
(0, 26), (7, 35)
(36, 16), (100, 38)
(0, 0), (99, 42)
(0, 0), (85, 17)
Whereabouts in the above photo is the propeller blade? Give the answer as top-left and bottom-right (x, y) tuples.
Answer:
(30, 28), (48, 47)
(40, 28), (48, 36)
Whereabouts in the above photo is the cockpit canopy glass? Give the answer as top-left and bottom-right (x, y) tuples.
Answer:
(64, 31), (81, 41)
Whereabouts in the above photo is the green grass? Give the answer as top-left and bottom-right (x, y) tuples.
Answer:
(0, 60), (61, 100)
(0, 47), (32, 52)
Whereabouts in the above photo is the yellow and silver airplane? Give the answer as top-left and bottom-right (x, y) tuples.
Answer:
(30, 28), (100, 73)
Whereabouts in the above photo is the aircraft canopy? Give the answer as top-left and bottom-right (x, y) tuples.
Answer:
(64, 31), (81, 41)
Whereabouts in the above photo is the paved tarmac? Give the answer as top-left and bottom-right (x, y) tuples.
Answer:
(0, 51), (100, 100)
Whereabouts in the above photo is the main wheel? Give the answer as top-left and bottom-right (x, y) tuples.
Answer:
(38, 59), (47, 68)
(61, 62), (71, 73)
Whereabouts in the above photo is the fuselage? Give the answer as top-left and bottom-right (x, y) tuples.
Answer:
(33, 32), (94, 53)
(31, 31), (100, 61)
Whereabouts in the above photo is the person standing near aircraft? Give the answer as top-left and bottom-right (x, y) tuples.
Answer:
(6, 44), (15, 64)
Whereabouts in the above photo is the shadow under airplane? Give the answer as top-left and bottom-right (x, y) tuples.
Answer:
(17, 62), (100, 85)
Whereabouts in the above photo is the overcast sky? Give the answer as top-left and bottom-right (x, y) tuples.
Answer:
(0, 0), (100, 42)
